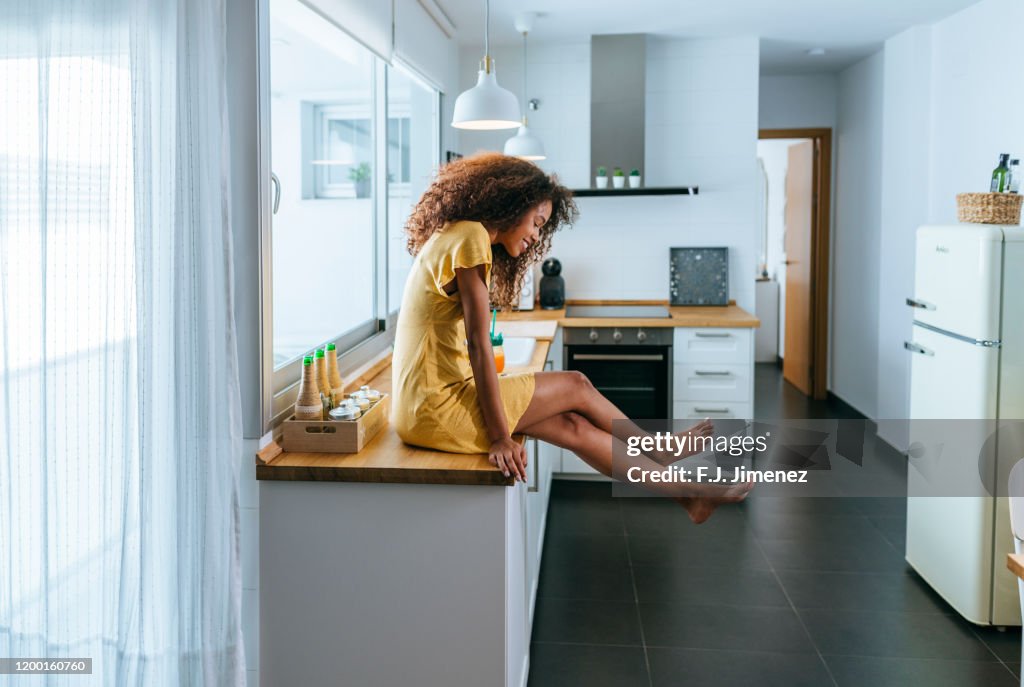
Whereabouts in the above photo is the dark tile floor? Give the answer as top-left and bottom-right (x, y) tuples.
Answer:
(527, 363), (1022, 687)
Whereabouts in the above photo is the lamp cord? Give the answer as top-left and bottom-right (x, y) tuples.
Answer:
(521, 32), (528, 124)
(484, 0), (490, 61)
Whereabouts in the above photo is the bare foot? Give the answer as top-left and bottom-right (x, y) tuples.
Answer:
(674, 479), (754, 524)
(649, 418), (716, 466)
(677, 418), (714, 458)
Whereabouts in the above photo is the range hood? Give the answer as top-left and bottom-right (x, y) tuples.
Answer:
(590, 34), (646, 179)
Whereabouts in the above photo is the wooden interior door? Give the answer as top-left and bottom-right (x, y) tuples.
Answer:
(783, 140), (814, 395)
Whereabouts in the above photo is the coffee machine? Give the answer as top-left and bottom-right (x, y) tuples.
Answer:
(539, 258), (564, 310)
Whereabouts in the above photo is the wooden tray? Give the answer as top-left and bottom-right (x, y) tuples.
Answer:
(281, 394), (390, 453)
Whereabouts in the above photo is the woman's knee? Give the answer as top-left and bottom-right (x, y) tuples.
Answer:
(566, 370), (593, 394)
(560, 410), (592, 439)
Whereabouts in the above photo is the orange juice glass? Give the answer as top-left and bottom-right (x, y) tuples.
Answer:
(493, 345), (505, 373)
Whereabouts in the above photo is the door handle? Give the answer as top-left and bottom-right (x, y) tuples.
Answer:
(694, 407), (731, 414)
(905, 297), (935, 311)
(694, 370), (732, 376)
(694, 332), (731, 338)
(271, 172), (281, 215)
(572, 353), (664, 362)
(903, 341), (934, 356)
(528, 438), (539, 493)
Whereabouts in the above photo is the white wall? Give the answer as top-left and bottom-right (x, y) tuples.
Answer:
(832, 51), (884, 418)
(874, 0), (1024, 449)
(927, 0), (1024, 223)
(457, 36), (761, 311)
(758, 74), (838, 130)
(877, 25), (931, 448)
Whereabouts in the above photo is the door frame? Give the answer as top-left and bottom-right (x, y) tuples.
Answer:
(758, 128), (832, 400)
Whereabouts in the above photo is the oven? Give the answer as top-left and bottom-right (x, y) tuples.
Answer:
(564, 326), (673, 419)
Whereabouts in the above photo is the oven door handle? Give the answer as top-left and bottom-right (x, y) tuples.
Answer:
(571, 353), (665, 362)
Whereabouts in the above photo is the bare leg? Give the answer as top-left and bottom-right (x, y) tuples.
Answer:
(517, 410), (751, 523)
(515, 371), (713, 465)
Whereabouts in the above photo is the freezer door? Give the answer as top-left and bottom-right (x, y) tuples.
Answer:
(909, 225), (1003, 341)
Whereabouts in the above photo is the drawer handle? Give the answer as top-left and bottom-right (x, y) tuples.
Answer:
(694, 370), (731, 376)
(694, 332), (731, 338)
(694, 407), (731, 413)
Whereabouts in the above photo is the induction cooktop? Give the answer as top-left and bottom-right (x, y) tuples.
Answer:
(564, 305), (672, 318)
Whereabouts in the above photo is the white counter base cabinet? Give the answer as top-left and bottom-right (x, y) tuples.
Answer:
(260, 440), (554, 686)
(556, 327), (756, 477)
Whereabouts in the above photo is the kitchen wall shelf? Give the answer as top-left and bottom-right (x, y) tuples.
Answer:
(571, 186), (699, 197)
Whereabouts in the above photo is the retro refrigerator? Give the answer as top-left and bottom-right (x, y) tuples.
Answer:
(904, 223), (1024, 626)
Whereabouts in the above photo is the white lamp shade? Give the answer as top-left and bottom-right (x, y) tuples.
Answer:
(503, 125), (546, 160)
(452, 69), (522, 130)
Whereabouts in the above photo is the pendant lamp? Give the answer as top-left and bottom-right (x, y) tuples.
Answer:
(503, 13), (546, 160)
(452, 0), (521, 130)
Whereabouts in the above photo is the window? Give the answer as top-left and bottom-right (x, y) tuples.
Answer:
(386, 65), (439, 313)
(311, 107), (373, 199)
(266, 0), (440, 422)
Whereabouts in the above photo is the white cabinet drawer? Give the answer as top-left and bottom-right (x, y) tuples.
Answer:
(673, 363), (751, 402)
(674, 400), (753, 420)
(673, 328), (751, 365)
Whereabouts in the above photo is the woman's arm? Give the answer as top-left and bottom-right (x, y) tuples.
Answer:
(455, 264), (528, 482)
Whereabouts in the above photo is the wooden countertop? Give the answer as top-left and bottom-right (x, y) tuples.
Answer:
(1008, 553), (1024, 580)
(257, 339), (551, 487)
(497, 300), (759, 329)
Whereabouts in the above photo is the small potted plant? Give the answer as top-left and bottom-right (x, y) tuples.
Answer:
(595, 166), (608, 189)
(612, 167), (625, 189)
(350, 162), (371, 198)
(629, 168), (642, 188)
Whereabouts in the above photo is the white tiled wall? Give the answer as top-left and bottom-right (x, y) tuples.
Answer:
(457, 35), (761, 312)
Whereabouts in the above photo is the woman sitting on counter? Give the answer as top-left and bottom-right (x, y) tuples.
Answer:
(391, 152), (752, 522)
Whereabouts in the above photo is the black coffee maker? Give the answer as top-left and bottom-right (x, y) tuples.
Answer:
(539, 258), (564, 310)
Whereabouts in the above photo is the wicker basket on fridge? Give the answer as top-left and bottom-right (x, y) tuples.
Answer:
(956, 192), (1023, 224)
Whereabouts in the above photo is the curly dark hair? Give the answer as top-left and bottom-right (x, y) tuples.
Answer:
(405, 152), (578, 307)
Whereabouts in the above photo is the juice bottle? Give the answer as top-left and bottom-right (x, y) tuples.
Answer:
(294, 355), (323, 420)
(314, 348), (331, 409)
(325, 342), (345, 404)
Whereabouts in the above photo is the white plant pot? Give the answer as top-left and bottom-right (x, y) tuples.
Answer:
(612, 176), (625, 189)
(595, 176), (608, 189)
(629, 175), (642, 188)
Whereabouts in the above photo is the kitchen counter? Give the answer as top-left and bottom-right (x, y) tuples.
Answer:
(256, 320), (555, 487)
(260, 322), (560, 686)
(497, 300), (759, 329)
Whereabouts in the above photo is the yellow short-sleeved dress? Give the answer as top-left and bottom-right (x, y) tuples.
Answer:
(392, 220), (536, 453)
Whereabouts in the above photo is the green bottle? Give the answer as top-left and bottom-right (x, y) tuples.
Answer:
(990, 153), (1010, 192)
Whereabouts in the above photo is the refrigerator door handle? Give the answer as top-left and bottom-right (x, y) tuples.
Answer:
(904, 341), (934, 356)
(906, 297), (936, 311)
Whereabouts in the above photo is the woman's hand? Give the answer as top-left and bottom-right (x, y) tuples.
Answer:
(489, 436), (527, 482)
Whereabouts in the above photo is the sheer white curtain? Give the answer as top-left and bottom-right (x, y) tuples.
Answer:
(0, 1), (245, 684)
